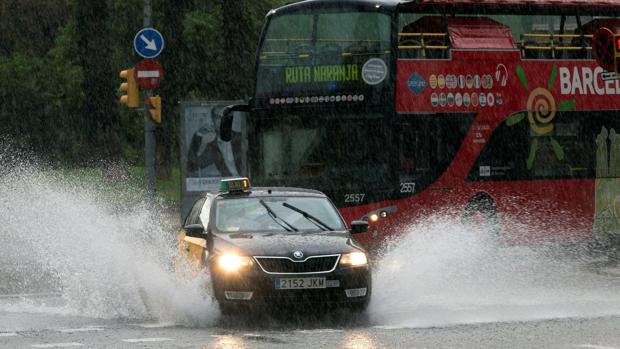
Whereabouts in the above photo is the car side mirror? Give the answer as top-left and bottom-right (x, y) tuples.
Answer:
(184, 223), (206, 238)
(350, 220), (369, 234)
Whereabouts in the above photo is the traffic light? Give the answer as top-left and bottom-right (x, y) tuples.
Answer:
(119, 68), (139, 108)
(146, 96), (161, 124)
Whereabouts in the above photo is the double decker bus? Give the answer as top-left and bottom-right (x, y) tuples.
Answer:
(221, 0), (620, 246)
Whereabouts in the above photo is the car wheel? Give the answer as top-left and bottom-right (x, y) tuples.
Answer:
(462, 194), (500, 235)
(347, 300), (369, 314)
(218, 302), (238, 316)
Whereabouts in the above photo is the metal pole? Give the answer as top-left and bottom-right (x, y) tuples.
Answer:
(143, 0), (156, 201)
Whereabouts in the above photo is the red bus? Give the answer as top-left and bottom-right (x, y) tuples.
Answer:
(222, 0), (620, 247)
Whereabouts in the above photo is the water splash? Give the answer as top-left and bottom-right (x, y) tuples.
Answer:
(368, 216), (620, 328)
(0, 149), (217, 326)
(2, 146), (619, 329)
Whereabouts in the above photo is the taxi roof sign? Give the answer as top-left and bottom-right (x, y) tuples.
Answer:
(220, 178), (251, 193)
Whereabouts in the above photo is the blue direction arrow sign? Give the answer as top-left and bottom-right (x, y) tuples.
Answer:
(133, 27), (164, 59)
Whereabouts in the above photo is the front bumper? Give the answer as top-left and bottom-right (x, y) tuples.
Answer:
(210, 263), (371, 307)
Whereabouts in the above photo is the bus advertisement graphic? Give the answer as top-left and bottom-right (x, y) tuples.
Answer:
(506, 64), (576, 170)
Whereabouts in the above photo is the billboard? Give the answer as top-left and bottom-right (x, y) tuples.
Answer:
(180, 101), (247, 221)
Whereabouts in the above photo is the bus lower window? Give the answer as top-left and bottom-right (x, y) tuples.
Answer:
(468, 111), (620, 181)
(397, 114), (474, 194)
(252, 113), (394, 204)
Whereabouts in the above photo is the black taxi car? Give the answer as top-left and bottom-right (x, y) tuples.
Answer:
(177, 178), (371, 313)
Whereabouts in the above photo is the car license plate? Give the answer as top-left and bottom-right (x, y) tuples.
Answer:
(275, 277), (326, 289)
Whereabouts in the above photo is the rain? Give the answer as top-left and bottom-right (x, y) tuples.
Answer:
(1, 1), (620, 348)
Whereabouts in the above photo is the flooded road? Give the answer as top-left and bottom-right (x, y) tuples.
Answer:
(1, 160), (620, 348)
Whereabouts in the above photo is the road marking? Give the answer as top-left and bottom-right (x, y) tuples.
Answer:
(122, 338), (174, 343)
(296, 329), (344, 333)
(577, 345), (620, 349)
(130, 322), (174, 328)
(0, 332), (18, 337)
(59, 327), (104, 333)
(0, 292), (62, 299)
(31, 343), (83, 348)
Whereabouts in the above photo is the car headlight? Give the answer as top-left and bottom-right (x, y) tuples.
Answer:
(217, 254), (254, 272)
(339, 252), (368, 267)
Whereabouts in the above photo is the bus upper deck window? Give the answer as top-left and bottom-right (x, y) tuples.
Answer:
(398, 16), (449, 59)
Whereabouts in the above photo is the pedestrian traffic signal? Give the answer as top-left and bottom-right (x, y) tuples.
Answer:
(146, 96), (161, 124)
(119, 68), (139, 108)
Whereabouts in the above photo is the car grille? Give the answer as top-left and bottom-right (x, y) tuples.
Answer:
(254, 255), (339, 274)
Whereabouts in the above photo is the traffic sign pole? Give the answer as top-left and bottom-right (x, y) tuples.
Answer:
(143, 0), (156, 202)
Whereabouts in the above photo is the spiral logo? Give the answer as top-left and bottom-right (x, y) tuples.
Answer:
(507, 64), (577, 171)
(526, 87), (556, 135)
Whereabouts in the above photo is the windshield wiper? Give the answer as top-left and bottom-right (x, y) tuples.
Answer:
(259, 199), (298, 232)
(281, 202), (334, 231)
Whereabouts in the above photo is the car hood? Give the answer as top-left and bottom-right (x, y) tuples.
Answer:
(211, 231), (363, 257)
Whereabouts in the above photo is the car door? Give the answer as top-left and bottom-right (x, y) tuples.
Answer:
(177, 197), (208, 269)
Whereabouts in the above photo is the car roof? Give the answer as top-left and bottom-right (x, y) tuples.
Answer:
(213, 187), (327, 199)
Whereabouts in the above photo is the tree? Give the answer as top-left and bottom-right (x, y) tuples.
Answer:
(75, 0), (122, 159)
(0, 0), (68, 57)
(157, 0), (188, 179)
(219, 0), (254, 99)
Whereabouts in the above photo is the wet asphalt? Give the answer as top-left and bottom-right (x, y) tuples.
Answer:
(1, 308), (620, 348)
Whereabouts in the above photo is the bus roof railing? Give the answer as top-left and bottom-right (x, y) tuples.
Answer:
(259, 38), (391, 60)
(520, 33), (593, 59)
(398, 32), (450, 59)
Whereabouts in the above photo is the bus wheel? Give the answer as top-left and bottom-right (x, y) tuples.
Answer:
(462, 194), (500, 235)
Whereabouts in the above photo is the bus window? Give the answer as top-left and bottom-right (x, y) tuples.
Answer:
(259, 13), (313, 63)
(397, 114), (474, 195)
(467, 111), (620, 182)
(468, 117), (529, 181)
(398, 16), (449, 59)
(396, 13), (607, 60)
(483, 14), (597, 59)
(397, 120), (431, 183)
(315, 12), (391, 58)
(252, 112), (395, 206)
(257, 10), (391, 96)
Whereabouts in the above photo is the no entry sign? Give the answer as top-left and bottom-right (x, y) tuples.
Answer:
(134, 59), (164, 90)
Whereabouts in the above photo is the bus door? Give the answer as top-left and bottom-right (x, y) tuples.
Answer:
(396, 113), (474, 210)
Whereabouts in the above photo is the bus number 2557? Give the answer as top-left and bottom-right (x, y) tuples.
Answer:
(400, 182), (416, 193)
(344, 193), (365, 203)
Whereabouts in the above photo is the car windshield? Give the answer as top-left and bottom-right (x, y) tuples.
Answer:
(214, 196), (346, 233)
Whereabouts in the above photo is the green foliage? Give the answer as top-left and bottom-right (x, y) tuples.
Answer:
(130, 165), (181, 205)
(0, 53), (83, 162)
(0, 0), (288, 164)
(0, 0), (69, 56)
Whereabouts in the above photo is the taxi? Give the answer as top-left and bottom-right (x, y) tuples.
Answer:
(177, 178), (371, 313)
